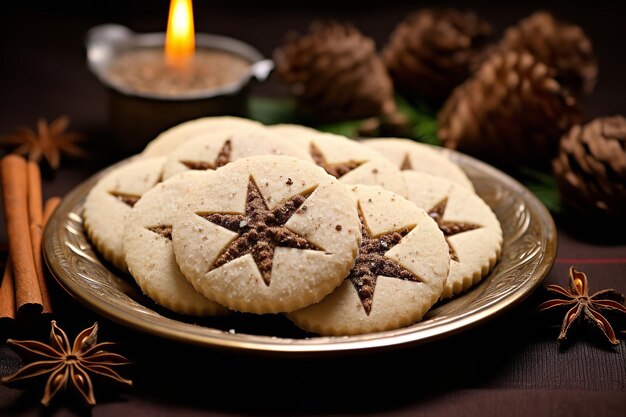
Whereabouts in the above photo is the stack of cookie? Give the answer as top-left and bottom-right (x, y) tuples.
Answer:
(83, 117), (502, 336)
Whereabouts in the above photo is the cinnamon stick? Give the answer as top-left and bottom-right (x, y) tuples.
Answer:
(43, 196), (61, 291)
(0, 256), (16, 321)
(43, 197), (61, 224)
(1, 155), (42, 317)
(27, 161), (52, 314)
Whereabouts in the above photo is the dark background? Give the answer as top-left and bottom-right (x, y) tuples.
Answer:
(1, 0), (625, 135)
(1, 0), (625, 238)
(0, 2), (625, 416)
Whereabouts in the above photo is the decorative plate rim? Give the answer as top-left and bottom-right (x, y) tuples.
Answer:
(43, 148), (557, 355)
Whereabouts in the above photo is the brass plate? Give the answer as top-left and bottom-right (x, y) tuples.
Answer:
(43, 149), (556, 354)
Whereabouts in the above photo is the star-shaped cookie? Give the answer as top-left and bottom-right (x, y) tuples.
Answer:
(84, 157), (165, 271)
(268, 128), (408, 196)
(161, 130), (313, 180)
(200, 178), (321, 286)
(123, 171), (229, 316)
(349, 205), (419, 315)
(402, 171), (502, 299)
(142, 116), (264, 156)
(289, 185), (450, 335)
(365, 138), (474, 190)
(171, 155), (361, 314)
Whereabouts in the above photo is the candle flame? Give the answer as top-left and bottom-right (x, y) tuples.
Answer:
(165, 0), (195, 69)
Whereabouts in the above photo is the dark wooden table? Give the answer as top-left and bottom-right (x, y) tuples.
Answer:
(1, 2), (625, 416)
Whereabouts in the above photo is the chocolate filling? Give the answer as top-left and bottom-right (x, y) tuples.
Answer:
(180, 160), (213, 170)
(349, 206), (419, 315)
(200, 178), (322, 286)
(428, 197), (481, 262)
(309, 142), (363, 179)
(109, 191), (141, 208)
(147, 225), (172, 240)
(179, 139), (232, 171)
(400, 154), (412, 170)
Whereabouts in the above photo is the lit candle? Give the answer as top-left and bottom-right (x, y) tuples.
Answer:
(165, 0), (195, 70)
(86, 3), (273, 151)
(104, 0), (251, 96)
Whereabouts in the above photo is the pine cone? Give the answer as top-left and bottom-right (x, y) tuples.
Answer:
(273, 21), (395, 122)
(499, 11), (597, 97)
(383, 8), (493, 101)
(438, 51), (582, 166)
(553, 116), (626, 223)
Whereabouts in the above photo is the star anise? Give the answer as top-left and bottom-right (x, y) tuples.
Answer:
(2, 321), (132, 406)
(0, 116), (86, 170)
(538, 267), (626, 346)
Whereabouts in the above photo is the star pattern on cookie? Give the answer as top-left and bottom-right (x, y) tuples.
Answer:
(427, 197), (481, 262)
(108, 169), (166, 208)
(179, 139), (232, 170)
(109, 191), (141, 208)
(199, 178), (322, 286)
(147, 225), (172, 240)
(309, 143), (364, 179)
(349, 205), (420, 315)
(400, 154), (412, 170)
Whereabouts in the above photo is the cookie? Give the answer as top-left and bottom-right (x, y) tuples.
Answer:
(278, 130), (408, 196)
(289, 184), (449, 336)
(142, 116), (264, 157)
(161, 129), (313, 180)
(123, 171), (229, 316)
(268, 123), (323, 146)
(83, 157), (165, 272)
(170, 155), (361, 314)
(403, 171), (502, 299)
(364, 138), (474, 190)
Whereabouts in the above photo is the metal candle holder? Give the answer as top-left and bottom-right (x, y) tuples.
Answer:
(86, 24), (273, 153)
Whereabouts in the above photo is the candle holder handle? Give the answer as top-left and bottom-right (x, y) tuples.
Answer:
(85, 24), (272, 154)
(85, 24), (136, 79)
(250, 59), (274, 82)
(85, 24), (134, 49)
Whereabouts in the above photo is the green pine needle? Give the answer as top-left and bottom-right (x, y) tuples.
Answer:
(248, 97), (299, 126)
(248, 95), (441, 144)
(516, 166), (563, 213)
